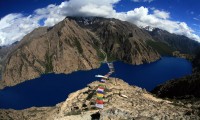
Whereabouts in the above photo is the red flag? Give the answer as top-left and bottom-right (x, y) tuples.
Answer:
(96, 99), (104, 104)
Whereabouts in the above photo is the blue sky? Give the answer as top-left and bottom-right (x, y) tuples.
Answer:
(0, 0), (63, 17)
(115, 0), (200, 34)
(0, 0), (200, 46)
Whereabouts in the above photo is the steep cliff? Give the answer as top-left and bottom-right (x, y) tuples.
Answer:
(1, 17), (160, 87)
(0, 78), (199, 120)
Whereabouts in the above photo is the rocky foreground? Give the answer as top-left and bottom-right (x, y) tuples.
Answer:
(0, 78), (199, 120)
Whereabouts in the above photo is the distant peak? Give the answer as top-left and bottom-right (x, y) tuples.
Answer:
(66, 16), (105, 22)
(66, 16), (105, 25)
(65, 16), (119, 26)
(142, 26), (155, 32)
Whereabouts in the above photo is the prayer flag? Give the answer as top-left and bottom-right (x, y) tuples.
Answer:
(95, 104), (103, 109)
(97, 88), (104, 92)
(96, 99), (104, 104)
(97, 93), (104, 98)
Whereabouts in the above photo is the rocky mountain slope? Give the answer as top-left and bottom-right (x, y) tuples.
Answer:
(0, 42), (19, 89)
(152, 51), (200, 99)
(147, 28), (200, 55)
(1, 78), (199, 120)
(0, 42), (19, 74)
(0, 17), (160, 88)
(69, 17), (159, 63)
(1, 19), (101, 87)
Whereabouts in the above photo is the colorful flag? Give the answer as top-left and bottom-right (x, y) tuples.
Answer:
(105, 74), (109, 77)
(97, 93), (104, 98)
(108, 71), (113, 75)
(98, 86), (105, 89)
(97, 88), (104, 92)
(100, 79), (106, 83)
(97, 97), (103, 100)
(97, 90), (104, 94)
(95, 62), (115, 109)
(96, 99), (104, 104)
(110, 68), (115, 72)
(107, 63), (115, 73)
(107, 63), (114, 69)
(98, 84), (105, 87)
(95, 104), (103, 109)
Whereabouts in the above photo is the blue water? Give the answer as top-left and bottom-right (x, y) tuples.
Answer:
(0, 57), (192, 110)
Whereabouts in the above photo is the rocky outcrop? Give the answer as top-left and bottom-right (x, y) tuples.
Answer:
(1, 78), (199, 120)
(1, 17), (161, 88)
(172, 51), (194, 60)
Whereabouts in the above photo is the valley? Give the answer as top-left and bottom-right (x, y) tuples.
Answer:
(0, 17), (200, 120)
(0, 17), (199, 88)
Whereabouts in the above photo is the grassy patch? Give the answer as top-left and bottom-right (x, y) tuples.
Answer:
(107, 53), (117, 62)
(97, 49), (105, 61)
(147, 40), (174, 56)
(45, 52), (53, 73)
(92, 43), (105, 61)
(74, 38), (83, 54)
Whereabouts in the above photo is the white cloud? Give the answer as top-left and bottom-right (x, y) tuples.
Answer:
(113, 7), (200, 41)
(34, 0), (120, 26)
(153, 10), (170, 19)
(0, 14), (40, 46)
(0, 0), (199, 46)
(132, 0), (154, 3)
(193, 17), (199, 21)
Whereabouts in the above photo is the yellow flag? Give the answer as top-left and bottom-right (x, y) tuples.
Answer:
(97, 93), (104, 98)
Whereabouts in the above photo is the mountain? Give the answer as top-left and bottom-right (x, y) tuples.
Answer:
(143, 26), (155, 32)
(1, 17), (200, 88)
(0, 17), (160, 88)
(193, 51), (200, 71)
(68, 17), (160, 63)
(152, 51), (200, 99)
(1, 20), (101, 87)
(0, 42), (19, 89)
(0, 42), (19, 73)
(0, 78), (199, 120)
(147, 28), (200, 55)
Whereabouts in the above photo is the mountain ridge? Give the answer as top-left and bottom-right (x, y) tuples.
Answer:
(147, 27), (200, 55)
